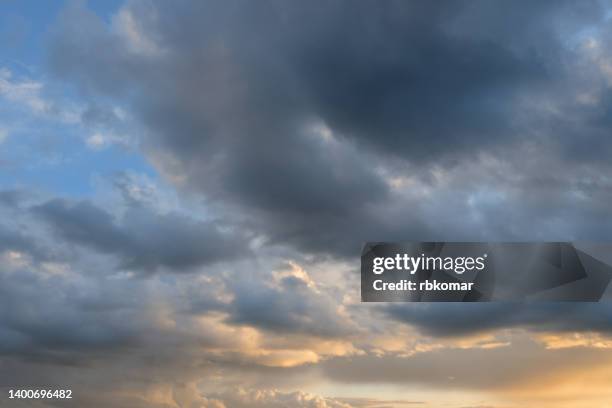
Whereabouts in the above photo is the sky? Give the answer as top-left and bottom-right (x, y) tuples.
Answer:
(2, 1), (612, 407)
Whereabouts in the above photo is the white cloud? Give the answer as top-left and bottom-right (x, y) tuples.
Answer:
(112, 7), (164, 57)
(0, 67), (79, 123)
(0, 68), (48, 114)
(0, 128), (8, 144)
(205, 388), (354, 408)
(86, 133), (107, 149)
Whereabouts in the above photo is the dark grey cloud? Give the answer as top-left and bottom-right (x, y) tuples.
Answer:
(0, 189), (27, 208)
(0, 185), (353, 359)
(131, 0), (554, 160)
(0, 270), (142, 358)
(0, 225), (43, 259)
(0, 190), (355, 406)
(385, 303), (612, 337)
(50, 1), (600, 157)
(0, 192), (56, 262)
(228, 273), (354, 338)
(31, 198), (247, 272)
(47, 0), (612, 261)
(0, 216), (149, 363)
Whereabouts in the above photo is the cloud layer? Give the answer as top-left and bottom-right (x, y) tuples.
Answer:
(2, 0), (612, 407)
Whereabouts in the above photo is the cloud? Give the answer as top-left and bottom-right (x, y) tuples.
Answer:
(0, 382), (358, 408)
(0, 67), (78, 122)
(320, 335), (612, 391)
(2, 1), (612, 406)
(227, 261), (355, 338)
(0, 185), (357, 373)
(0, 225), (50, 264)
(0, 244), (154, 359)
(204, 388), (353, 408)
(384, 303), (612, 337)
(0, 67), (50, 115)
(0, 127), (8, 144)
(31, 197), (248, 272)
(45, 0), (612, 263)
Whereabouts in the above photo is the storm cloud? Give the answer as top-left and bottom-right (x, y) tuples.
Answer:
(46, 0), (612, 260)
(32, 197), (247, 272)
